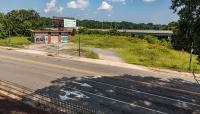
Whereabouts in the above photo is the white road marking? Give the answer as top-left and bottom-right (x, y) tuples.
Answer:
(83, 78), (200, 107)
(72, 81), (93, 88)
(67, 87), (167, 114)
(59, 89), (90, 101)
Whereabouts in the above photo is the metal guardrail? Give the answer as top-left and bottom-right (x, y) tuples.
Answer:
(0, 80), (102, 114)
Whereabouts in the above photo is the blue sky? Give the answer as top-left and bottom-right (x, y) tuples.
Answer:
(0, 0), (179, 24)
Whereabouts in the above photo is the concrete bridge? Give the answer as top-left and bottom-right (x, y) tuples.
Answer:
(88, 29), (173, 40)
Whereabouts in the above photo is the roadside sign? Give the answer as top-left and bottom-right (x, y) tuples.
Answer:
(45, 36), (48, 44)
(191, 48), (194, 53)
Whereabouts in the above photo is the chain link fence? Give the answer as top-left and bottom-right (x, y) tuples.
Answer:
(0, 80), (103, 114)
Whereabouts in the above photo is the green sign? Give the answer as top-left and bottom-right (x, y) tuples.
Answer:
(64, 19), (76, 28)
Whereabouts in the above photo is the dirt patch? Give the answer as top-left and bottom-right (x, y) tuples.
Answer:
(60, 49), (99, 59)
(89, 48), (124, 62)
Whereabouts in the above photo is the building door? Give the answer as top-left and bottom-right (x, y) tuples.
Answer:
(51, 32), (59, 44)
(61, 35), (68, 43)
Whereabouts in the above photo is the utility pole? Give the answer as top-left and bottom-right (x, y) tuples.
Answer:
(109, 22), (112, 36)
(78, 36), (80, 56)
(77, 20), (81, 57)
(8, 28), (11, 45)
(102, 20), (104, 30)
(188, 0), (193, 71)
(189, 42), (193, 71)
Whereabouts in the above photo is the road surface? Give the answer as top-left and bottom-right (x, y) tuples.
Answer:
(0, 48), (199, 114)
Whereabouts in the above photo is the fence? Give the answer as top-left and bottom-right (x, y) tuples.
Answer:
(0, 80), (102, 114)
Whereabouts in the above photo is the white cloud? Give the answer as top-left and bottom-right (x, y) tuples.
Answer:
(108, 0), (126, 4)
(98, 1), (113, 11)
(67, 0), (89, 10)
(107, 14), (112, 17)
(143, 0), (156, 2)
(44, 0), (57, 13)
(57, 6), (64, 13)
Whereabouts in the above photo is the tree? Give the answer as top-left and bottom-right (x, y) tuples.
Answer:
(0, 10), (53, 38)
(5, 10), (40, 35)
(167, 22), (178, 31)
(0, 23), (6, 38)
(171, 0), (200, 56)
(0, 13), (6, 38)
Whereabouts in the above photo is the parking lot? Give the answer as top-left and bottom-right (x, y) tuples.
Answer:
(36, 75), (200, 114)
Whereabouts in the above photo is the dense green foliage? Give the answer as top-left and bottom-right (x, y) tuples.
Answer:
(0, 13), (6, 38)
(78, 20), (171, 30)
(0, 36), (31, 48)
(0, 9), (52, 37)
(171, 0), (200, 60)
(72, 34), (200, 72)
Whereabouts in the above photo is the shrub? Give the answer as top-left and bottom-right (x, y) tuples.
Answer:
(160, 39), (172, 48)
(0, 36), (31, 48)
(197, 56), (200, 64)
(143, 35), (160, 44)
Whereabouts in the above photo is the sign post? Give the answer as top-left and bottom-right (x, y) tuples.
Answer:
(55, 43), (60, 56)
(189, 42), (194, 71)
(45, 36), (48, 48)
(77, 20), (80, 57)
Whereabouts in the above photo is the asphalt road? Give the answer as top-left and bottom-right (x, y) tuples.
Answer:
(0, 48), (200, 114)
(0, 48), (177, 89)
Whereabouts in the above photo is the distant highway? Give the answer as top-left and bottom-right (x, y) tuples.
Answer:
(88, 29), (173, 37)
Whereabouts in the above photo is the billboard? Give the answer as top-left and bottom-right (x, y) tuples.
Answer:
(64, 19), (76, 28)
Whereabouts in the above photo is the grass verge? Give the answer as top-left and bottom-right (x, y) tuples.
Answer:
(73, 34), (200, 72)
(0, 36), (31, 48)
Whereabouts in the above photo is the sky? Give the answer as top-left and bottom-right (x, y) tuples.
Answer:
(0, 0), (179, 24)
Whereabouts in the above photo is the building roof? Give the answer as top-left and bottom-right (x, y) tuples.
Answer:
(52, 16), (75, 20)
(30, 28), (74, 33)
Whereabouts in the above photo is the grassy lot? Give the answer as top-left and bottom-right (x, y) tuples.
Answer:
(0, 36), (31, 48)
(73, 34), (200, 72)
(60, 48), (99, 59)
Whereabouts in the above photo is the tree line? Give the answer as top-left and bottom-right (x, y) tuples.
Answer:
(77, 20), (175, 30)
